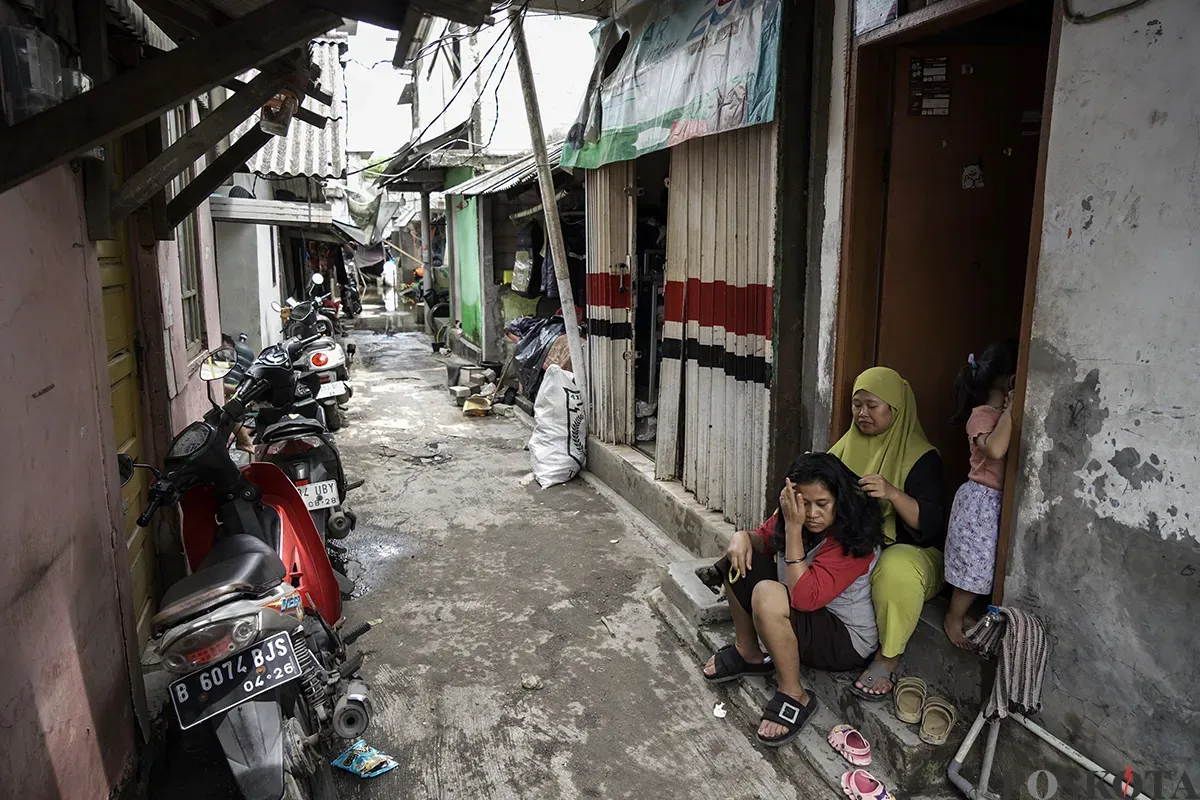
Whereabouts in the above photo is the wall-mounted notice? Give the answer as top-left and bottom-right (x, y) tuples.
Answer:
(908, 56), (950, 116)
(854, 0), (897, 35)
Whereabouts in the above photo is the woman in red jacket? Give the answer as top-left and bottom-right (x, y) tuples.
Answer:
(702, 453), (884, 746)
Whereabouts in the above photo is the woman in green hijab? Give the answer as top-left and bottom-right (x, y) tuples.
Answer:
(829, 367), (946, 700)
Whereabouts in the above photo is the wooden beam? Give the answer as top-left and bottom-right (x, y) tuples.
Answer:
(166, 127), (273, 228)
(132, 117), (174, 244)
(221, 75), (328, 128)
(306, 81), (334, 107)
(0, 0), (341, 196)
(308, 0), (415, 31)
(855, 0), (1025, 47)
(111, 69), (291, 222)
(79, 0), (114, 240)
(131, 0), (223, 39)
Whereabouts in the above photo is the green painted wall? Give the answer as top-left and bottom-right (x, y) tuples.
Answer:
(448, 167), (481, 344)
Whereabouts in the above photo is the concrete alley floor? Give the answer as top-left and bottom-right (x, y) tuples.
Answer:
(151, 327), (825, 799)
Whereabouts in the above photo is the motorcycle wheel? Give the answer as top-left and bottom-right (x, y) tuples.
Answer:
(283, 695), (336, 800)
(325, 403), (345, 432)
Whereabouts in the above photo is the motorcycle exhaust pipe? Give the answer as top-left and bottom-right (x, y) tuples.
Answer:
(327, 510), (352, 539)
(332, 679), (372, 739)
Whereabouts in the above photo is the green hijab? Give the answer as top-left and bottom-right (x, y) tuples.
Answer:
(829, 367), (935, 543)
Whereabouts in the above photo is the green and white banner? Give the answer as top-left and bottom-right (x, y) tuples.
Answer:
(560, 0), (781, 170)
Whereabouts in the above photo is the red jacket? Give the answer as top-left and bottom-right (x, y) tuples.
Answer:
(754, 513), (872, 612)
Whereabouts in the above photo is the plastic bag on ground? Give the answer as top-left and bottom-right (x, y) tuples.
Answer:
(529, 366), (586, 488)
(514, 316), (566, 399)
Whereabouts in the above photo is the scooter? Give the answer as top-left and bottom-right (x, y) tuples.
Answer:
(120, 342), (373, 800)
(255, 412), (360, 576)
(276, 293), (352, 431)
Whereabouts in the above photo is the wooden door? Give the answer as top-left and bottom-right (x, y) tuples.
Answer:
(102, 142), (156, 650)
(585, 160), (636, 444)
(876, 43), (1046, 490)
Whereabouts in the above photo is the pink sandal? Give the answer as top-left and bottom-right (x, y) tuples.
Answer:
(841, 769), (897, 800)
(827, 724), (872, 766)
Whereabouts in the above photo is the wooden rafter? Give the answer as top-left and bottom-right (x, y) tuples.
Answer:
(110, 69), (292, 223)
(165, 126), (274, 229)
(141, 44), (332, 128)
(0, 0), (341, 195)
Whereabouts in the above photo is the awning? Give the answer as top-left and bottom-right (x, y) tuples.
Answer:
(210, 196), (333, 226)
(443, 141), (566, 197)
(332, 220), (369, 245)
(375, 121), (470, 186)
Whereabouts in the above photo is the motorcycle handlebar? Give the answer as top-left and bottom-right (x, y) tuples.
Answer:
(137, 494), (162, 527)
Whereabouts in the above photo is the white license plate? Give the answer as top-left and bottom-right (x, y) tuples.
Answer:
(317, 380), (345, 399)
(297, 479), (339, 510)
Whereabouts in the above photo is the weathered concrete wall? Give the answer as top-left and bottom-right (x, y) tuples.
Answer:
(215, 222), (283, 353)
(1007, 1), (1200, 778)
(0, 170), (135, 796)
(805, 0), (850, 450)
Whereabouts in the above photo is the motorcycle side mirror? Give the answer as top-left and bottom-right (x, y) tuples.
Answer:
(200, 348), (238, 382)
(311, 273), (325, 286)
(271, 300), (283, 313)
(117, 453), (160, 486)
(118, 454), (135, 487)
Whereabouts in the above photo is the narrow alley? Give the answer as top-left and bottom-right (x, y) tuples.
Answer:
(148, 325), (824, 799)
(329, 330), (822, 799)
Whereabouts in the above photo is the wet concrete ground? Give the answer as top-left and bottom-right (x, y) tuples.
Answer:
(151, 319), (823, 798)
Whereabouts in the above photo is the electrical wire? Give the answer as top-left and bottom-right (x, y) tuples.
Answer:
(1061, 0), (1151, 23)
(478, 25), (518, 153)
(346, 2), (531, 180)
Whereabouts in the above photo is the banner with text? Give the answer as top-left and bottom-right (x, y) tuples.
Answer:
(560, 0), (781, 170)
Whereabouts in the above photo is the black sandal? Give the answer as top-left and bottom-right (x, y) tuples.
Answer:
(757, 690), (818, 747)
(703, 645), (775, 683)
(849, 659), (895, 702)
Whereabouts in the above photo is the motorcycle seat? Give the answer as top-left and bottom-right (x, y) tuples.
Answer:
(154, 534), (285, 633)
(259, 416), (327, 442)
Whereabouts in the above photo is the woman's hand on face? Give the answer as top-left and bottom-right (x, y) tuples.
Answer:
(859, 473), (897, 503)
(779, 479), (804, 531)
(727, 530), (754, 577)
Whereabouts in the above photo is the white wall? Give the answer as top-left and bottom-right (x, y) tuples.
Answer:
(344, 22), (415, 156)
(215, 222), (282, 352)
(414, 13), (596, 155)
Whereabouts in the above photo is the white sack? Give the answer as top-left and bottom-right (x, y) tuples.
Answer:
(529, 365), (586, 488)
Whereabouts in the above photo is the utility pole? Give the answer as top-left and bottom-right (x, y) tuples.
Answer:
(508, 5), (588, 409)
(419, 190), (434, 334)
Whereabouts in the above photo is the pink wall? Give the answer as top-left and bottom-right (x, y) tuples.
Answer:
(0, 169), (135, 796)
(154, 163), (224, 430)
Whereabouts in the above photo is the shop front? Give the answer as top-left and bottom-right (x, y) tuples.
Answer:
(570, 0), (786, 529)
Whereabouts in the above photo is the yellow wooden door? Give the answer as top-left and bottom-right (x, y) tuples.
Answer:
(102, 141), (156, 650)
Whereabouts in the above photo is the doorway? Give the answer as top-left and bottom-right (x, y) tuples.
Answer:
(632, 149), (670, 459)
(834, 0), (1056, 597)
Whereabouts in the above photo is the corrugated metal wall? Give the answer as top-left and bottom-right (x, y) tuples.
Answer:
(657, 123), (778, 529)
(585, 160), (636, 444)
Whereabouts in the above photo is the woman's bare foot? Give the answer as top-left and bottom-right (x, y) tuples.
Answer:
(703, 642), (766, 678)
(758, 689), (810, 739)
(855, 655), (899, 697)
(943, 613), (973, 650)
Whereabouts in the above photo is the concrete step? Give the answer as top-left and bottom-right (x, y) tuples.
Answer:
(650, 587), (964, 800)
(902, 596), (992, 713)
(662, 558), (732, 627)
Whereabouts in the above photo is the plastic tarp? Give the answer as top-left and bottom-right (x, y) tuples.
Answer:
(561, 0), (781, 169)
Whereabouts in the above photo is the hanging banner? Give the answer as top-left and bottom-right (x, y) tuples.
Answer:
(560, 0), (781, 170)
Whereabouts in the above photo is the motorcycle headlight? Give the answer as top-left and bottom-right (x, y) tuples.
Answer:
(158, 615), (261, 674)
(166, 421), (213, 460)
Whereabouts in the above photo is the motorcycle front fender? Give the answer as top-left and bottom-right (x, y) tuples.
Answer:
(214, 694), (284, 800)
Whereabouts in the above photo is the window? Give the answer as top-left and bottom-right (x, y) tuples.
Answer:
(168, 105), (206, 357)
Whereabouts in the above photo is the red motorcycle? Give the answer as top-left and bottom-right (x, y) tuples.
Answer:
(120, 337), (372, 800)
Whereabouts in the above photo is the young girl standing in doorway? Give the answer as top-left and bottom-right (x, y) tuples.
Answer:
(943, 340), (1018, 648)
